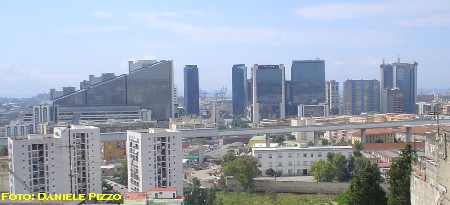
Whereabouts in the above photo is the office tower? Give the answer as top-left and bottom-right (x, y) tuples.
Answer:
(232, 64), (247, 116)
(394, 61), (418, 113)
(380, 58), (418, 113)
(51, 60), (174, 121)
(381, 88), (403, 113)
(343, 80), (380, 115)
(127, 129), (183, 194)
(32, 102), (58, 134)
(8, 125), (101, 194)
(184, 65), (200, 115)
(325, 80), (340, 115)
(252, 64), (285, 125)
(291, 60), (325, 107)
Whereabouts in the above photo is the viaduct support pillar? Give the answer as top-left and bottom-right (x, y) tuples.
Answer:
(265, 134), (270, 148)
(405, 126), (412, 143)
(360, 128), (366, 144)
(314, 131), (320, 146)
(197, 138), (204, 163)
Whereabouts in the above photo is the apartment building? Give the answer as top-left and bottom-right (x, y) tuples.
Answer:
(8, 125), (101, 194)
(127, 128), (183, 194)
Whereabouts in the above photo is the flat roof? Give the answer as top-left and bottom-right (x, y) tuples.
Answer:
(253, 145), (353, 151)
(250, 135), (267, 141)
(148, 187), (177, 192)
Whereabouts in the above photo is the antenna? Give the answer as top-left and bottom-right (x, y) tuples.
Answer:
(63, 124), (74, 194)
(397, 55), (400, 63)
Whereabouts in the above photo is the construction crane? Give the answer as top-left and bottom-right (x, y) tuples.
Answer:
(199, 89), (208, 101)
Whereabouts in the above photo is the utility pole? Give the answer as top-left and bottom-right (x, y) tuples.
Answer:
(63, 124), (74, 194)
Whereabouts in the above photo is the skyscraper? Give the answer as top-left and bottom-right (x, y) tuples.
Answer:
(325, 80), (340, 115)
(252, 64), (285, 124)
(291, 60), (325, 108)
(232, 64), (247, 116)
(184, 65), (199, 115)
(51, 60), (174, 121)
(379, 58), (418, 113)
(344, 80), (380, 115)
(394, 61), (418, 113)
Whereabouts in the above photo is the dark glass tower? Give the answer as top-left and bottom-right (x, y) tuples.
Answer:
(291, 60), (325, 109)
(53, 60), (174, 121)
(343, 80), (380, 115)
(232, 64), (247, 116)
(184, 65), (199, 115)
(252, 64), (285, 121)
(394, 62), (417, 113)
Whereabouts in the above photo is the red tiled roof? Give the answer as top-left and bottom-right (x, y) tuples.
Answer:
(378, 162), (391, 168)
(147, 187), (177, 192)
(125, 192), (147, 200)
(362, 142), (424, 150)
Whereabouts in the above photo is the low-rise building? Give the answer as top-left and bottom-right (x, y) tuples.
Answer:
(351, 128), (396, 144)
(252, 145), (353, 176)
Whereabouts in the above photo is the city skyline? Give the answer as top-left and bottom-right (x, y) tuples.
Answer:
(1, 1), (450, 97)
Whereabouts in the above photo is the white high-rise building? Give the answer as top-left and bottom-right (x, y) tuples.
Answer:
(8, 125), (101, 195)
(127, 128), (183, 194)
(325, 80), (340, 115)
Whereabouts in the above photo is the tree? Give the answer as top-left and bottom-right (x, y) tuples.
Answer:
(265, 168), (275, 177)
(311, 160), (333, 182)
(0, 146), (7, 156)
(353, 140), (362, 150)
(321, 138), (329, 146)
(275, 136), (285, 145)
(346, 161), (387, 205)
(307, 141), (314, 146)
(184, 177), (208, 205)
(388, 144), (416, 205)
(221, 155), (261, 192)
(119, 159), (128, 185)
(331, 154), (350, 182)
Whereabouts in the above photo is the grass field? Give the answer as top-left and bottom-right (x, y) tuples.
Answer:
(216, 191), (336, 205)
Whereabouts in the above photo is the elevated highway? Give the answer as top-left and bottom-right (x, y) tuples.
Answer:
(99, 119), (450, 142)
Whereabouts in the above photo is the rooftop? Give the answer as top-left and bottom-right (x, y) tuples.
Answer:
(125, 192), (147, 201)
(250, 135), (267, 141)
(353, 128), (396, 136)
(253, 145), (353, 151)
(147, 187), (177, 192)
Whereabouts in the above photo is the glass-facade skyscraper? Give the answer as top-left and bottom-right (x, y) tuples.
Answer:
(394, 62), (418, 113)
(232, 64), (247, 116)
(343, 80), (380, 115)
(252, 64), (285, 123)
(291, 60), (325, 112)
(380, 59), (418, 113)
(184, 65), (200, 116)
(52, 60), (174, 121)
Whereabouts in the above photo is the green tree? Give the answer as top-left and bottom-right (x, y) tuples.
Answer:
(0, 146), (7, 156)
(321, 138), (329, 145)
(119, 159), (128, 185)
(347, 161), (387, 205)
(353, 140), (362, 150)
(331, 154), (350, 182)
(185, 177), (213, 205)
(221, 155), (261, 192)
(388, 144), (416, 205)
(307, 141), (314, 146)
(311, 160), (333, 182)
(274, 136), (285, 145)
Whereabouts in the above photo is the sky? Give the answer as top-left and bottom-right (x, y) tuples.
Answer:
(1, 0), (450, 98)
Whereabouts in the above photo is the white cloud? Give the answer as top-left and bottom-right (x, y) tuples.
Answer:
(92, 11), (113, 18)
(62, 26), (127, 34)
(294, 0), (450, 27)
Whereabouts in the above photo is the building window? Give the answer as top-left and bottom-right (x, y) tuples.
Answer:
(288, 161), (292, 166)
(278, 162), (282, 166)
(278, 153), (282, 158)
(318, 152), (322, 157)
(303, 161), (307, 165)
(269, 154), (272, 158)
(288, 153), (292, 158)
(297, 153), (300, 157)
(310, 153), (313, 157)
(303, 153), (307, 157)
(257, 154), (262, 158)
(269, 162), (272, 167)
